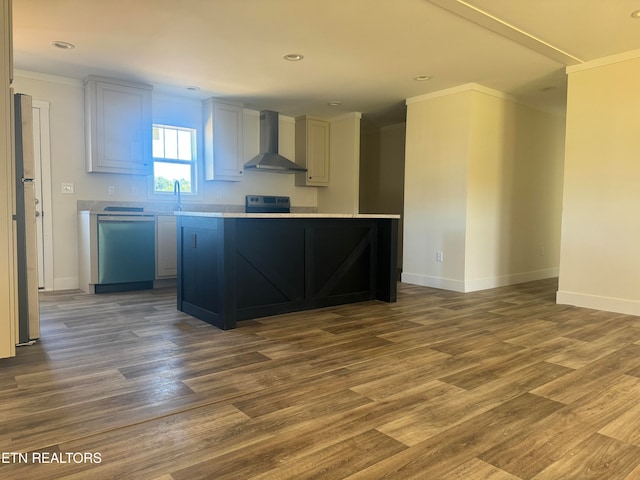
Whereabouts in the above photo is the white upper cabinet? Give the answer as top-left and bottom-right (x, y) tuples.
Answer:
(203, 99), (244, 181)
(295, 116), (330, 187)
(84, 76), (153, 175)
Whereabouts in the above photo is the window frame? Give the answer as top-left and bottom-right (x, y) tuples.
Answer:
(151, 123), (198, 197)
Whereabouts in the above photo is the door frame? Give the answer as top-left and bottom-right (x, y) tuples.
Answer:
(32, 100), (53, 291)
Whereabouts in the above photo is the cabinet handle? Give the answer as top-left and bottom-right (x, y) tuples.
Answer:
(191, 233), (197, 248)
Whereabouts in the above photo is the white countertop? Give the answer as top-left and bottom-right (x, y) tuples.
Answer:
(174, 212), (401, 219)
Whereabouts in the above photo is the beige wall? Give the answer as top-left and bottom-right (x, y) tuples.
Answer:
(403, 84), (565, 292)
(317, 113), (361, 213)
(1, 0), (16, 358)
(557, 52), (640, 315)
(465, 92), (565, 290)
(403, 89), (471, 290)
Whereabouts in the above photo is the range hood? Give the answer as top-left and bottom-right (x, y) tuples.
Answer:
(244, 110), (307, 173)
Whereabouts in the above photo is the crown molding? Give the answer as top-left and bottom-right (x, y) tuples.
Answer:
(329, 112), (363, 122)
(566, 48), (640, 74)
(406, 82), (515, 104)
(13, 69), (83, 87)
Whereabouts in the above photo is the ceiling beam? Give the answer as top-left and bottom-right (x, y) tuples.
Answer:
(426, 0), (583, 66)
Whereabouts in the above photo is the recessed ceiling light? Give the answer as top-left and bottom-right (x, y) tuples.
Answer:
(51, 40), (75, 50)
(414, 75), (432, 81)
(328, 101), (342, 106)
(631, 9), (640, 17)
(283, 53), (304, 61)
(186, 86), (200, 91)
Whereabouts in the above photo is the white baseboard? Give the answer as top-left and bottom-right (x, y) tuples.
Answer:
(53, 277), (79, 291)
(52, 277), (177, 293)
(402, 268), (558, 293)
(556, 290), (640, 316)
(401, 272), (466, 292)
(464, 268), (559, 292)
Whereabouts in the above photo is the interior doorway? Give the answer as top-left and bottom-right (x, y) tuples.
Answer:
(359, 122), (406, 269)
(32, 100), (53, 291)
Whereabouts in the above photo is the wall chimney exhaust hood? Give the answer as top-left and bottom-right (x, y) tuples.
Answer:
(244, 110), (307, 173)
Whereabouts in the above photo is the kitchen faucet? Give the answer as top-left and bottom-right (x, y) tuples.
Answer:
(174, 180), (182, 211)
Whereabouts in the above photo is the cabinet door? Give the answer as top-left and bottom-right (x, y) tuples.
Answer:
(156, 215), (177, 278)
(306, 119), (329, 184)
(85, 77), (152, 175)
(203, 99), (244, 181)
(295, 116), (329, 186)
(181, 226), (220, 313)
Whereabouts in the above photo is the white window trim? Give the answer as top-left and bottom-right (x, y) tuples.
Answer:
(148, 124), (203, 202)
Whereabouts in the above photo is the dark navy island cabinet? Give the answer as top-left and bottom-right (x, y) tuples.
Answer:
(176, 214), (399, 330)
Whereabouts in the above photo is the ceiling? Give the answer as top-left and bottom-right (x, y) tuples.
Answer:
(11, 0), (640, 127)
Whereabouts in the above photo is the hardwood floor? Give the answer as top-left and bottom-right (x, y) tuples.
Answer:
(2, 278), (640, 479)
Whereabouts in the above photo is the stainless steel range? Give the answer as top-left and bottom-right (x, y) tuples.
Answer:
(245, 195), (291, 213)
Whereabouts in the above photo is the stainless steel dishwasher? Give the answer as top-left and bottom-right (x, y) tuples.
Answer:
(96, 214), (156, 293)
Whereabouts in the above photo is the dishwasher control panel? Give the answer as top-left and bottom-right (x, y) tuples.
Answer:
(97, 214), (155, 222)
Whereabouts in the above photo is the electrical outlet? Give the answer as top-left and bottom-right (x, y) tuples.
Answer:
(539, 246), (545, 256)
(436, 251), (443, 262)
(61, 183), (74, 194)
(108, 186), (115, 196)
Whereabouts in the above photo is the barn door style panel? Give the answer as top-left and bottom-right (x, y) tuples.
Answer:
(235, 219), (306, 317)
(307, 221), (376, 304)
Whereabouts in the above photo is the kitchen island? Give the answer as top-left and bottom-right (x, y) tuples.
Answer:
(175, 212), (399, 329)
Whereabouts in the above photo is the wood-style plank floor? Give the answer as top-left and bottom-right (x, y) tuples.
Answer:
(2, 278), (640, 479)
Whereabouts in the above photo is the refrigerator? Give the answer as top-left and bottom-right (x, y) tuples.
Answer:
(13, 92), (40, 344)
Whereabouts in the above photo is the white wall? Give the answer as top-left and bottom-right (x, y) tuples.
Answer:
(465, 91), (565, 290)
(403, 89), (471, 290)
(557, 51), (640, 315)
(11, 70), (320, 290)
(317, 113), (361, 213)
(12, 73), (85, 290)
(403, 84), (565, 292)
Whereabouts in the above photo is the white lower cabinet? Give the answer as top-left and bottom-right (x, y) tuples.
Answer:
(156, 215), (177, 278)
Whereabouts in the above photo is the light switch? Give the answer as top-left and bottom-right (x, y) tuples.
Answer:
(61, 183), (75, 194)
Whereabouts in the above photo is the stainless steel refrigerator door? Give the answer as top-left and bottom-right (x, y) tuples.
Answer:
(21, 180), (40, 339)
(14, 93), (40, 342)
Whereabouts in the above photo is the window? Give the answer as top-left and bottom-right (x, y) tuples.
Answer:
(152, 124), (197, 194)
